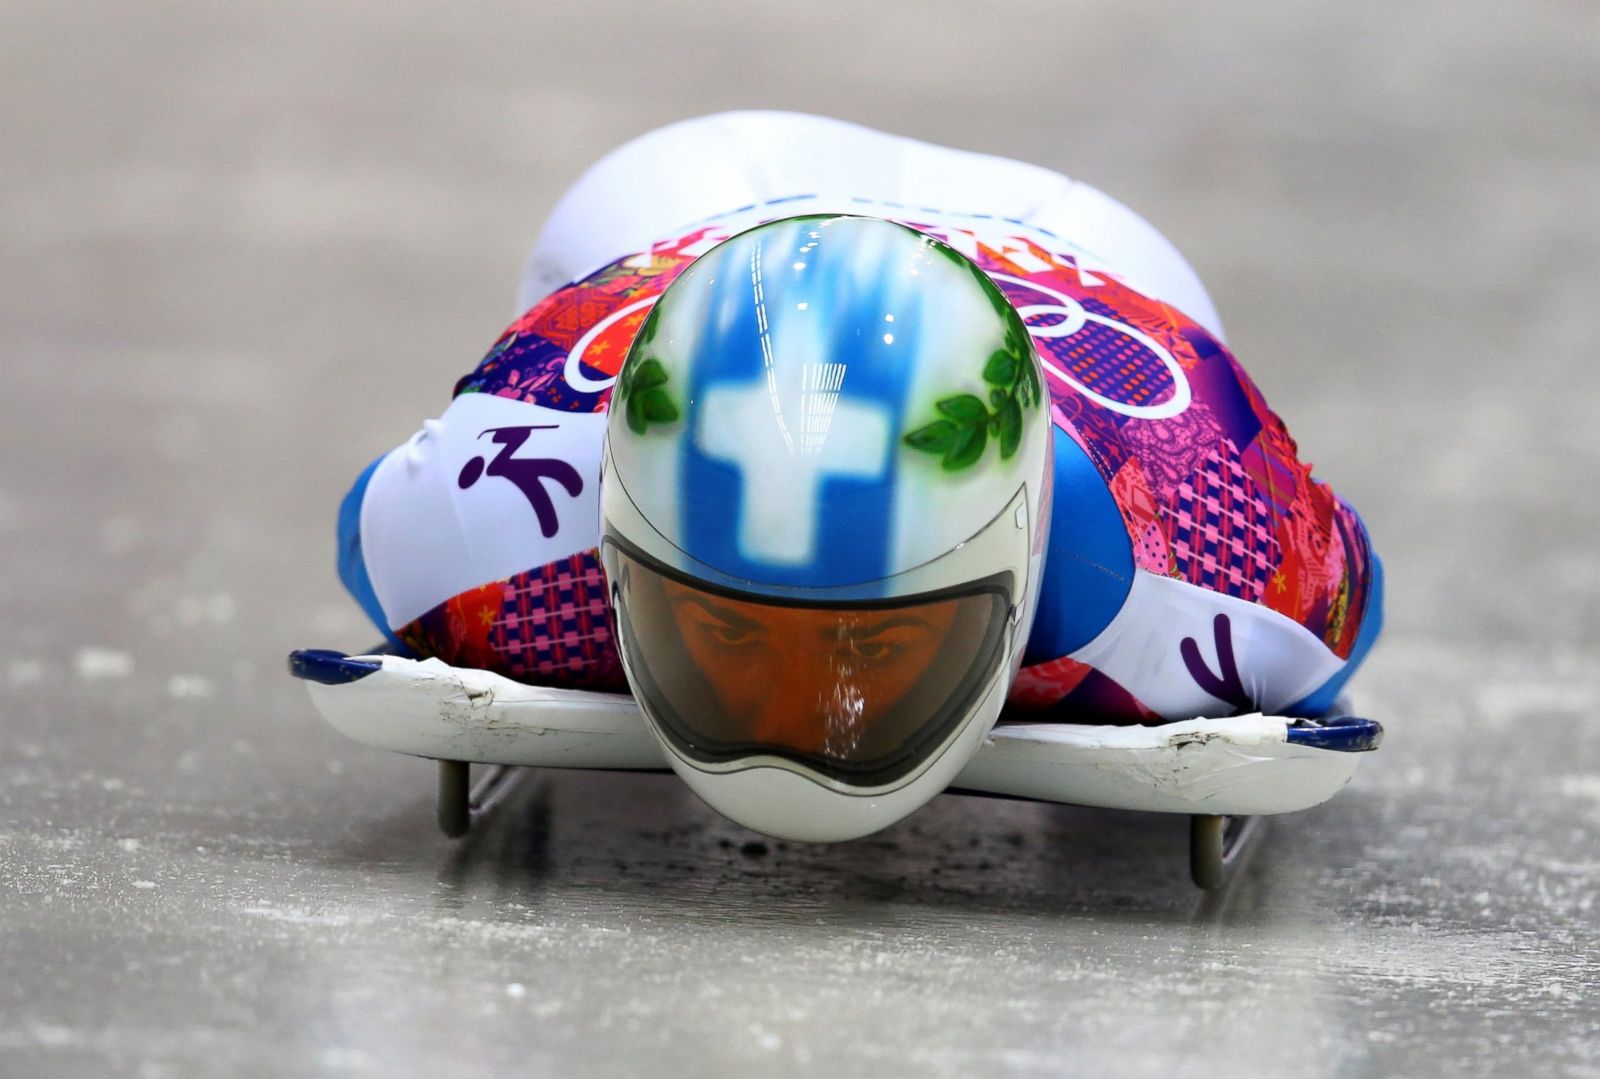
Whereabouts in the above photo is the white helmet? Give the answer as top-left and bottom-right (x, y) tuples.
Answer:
(600, 215), (1051, 841)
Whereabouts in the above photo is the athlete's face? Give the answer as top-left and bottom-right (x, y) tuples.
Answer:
(664, 581), (958, 759)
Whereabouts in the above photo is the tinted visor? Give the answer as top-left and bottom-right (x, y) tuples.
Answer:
(611, 546), (1012, 788)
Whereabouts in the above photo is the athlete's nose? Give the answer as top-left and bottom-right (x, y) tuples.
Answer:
(750, 645), (838, 753)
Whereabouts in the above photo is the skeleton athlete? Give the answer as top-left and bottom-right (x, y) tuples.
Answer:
(336, 112), (1382, 730)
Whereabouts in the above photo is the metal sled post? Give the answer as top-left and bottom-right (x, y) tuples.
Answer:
(436, 761), (527, 838)
(1189, 813), (1262, 890)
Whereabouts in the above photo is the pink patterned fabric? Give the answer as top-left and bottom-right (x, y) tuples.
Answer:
(388, 215), (1375, 704)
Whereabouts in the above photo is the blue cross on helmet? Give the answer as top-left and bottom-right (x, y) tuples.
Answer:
(600, 215), (1053, 841)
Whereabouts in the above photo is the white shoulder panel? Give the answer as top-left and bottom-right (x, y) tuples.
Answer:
(1071, 570), (1344, 717)
(359, 393), (607, 628)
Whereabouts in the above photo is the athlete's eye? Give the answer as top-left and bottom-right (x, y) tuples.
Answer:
(842, 622), (935, 664)
(681, 606), (759, 648)
(849, 640), (895, 662)
(672, 594), (763, 651)
(709, 623), (754, 646)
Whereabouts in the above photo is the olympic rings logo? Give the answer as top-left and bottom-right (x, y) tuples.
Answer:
(563, 274), (1192, 423)
(990, 273), (1192, 420)
(563, 295), (661, 393)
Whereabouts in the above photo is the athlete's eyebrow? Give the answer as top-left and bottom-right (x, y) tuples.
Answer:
(828, 616), (933, 641)
(675, 593), (761, 632)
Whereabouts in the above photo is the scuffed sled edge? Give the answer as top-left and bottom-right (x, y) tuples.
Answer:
(290, 649), (1379, 817)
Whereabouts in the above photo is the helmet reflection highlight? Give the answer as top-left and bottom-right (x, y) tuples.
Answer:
(611, 544), (1010, 786)
(664, 580), (959, 759)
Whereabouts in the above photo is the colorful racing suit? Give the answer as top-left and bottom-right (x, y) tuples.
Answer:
(337, 114), (1381, 722)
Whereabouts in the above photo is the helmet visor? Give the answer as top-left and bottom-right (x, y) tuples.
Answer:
(611, 546), (1012, 788)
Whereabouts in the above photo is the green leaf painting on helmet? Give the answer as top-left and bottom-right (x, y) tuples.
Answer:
(615, 306), (680, 436)
(902, 294), (1042, 472)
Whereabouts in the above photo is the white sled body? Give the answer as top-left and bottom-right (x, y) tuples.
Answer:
(292, 650), (1379, 817)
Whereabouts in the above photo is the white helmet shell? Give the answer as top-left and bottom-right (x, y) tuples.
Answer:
(601, 215), (1051, 842)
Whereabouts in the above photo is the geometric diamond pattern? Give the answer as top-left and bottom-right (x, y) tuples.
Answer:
(489, 548), (622, 689)
(1168, 440), (1280, 602)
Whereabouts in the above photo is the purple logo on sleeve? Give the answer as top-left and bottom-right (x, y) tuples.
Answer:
(1180, 613), (1253, 713)
(458, 426), (583, 539)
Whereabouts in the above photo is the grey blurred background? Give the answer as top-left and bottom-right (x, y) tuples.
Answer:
(3, 2), (1597, 1076)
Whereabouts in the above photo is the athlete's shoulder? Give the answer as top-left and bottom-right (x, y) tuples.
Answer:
(912, 213), (1380, 690)
(454, 223), (736, 413)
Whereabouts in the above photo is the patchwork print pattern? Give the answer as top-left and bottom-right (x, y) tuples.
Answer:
(1008, 654), (1094, 709)
(489, 550), (622, 688)
(398, 549), (625, 691)
(391, 211), (1374, 702)
(1050, 298), (1178, 410)
(951, 225), (1376, 716)
(1167, 440), (1280, 602)
(1115, 397), (1224, 492)
(1002, 665), (1159, 725)
(1050, 395), (1130, 479)
(455, 236), (706, 413)
(1108, 459), (1171, 575)
(389, 232), (714, 687)
(1239, 431), (1300, 518)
